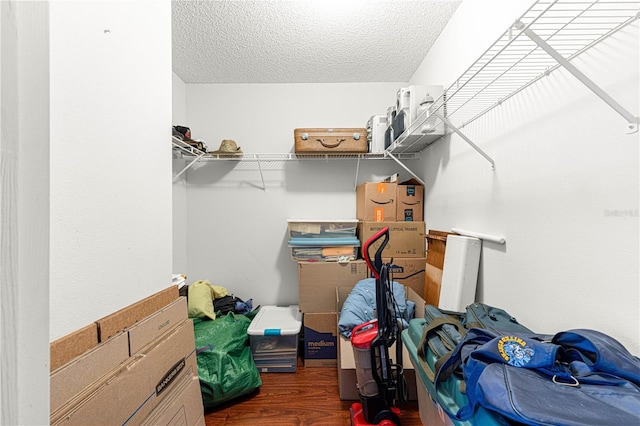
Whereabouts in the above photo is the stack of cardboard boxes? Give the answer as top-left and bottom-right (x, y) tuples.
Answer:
(297, 178), (428, 400)
(50, 286), (204, 426)
(355, 179), (427, 297)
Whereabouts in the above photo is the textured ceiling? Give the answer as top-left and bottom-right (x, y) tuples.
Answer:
(172, 0), (461, 84)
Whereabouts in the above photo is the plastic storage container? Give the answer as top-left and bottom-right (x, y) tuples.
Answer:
(247, 305), (302, 372)
(287, 219), (358, 239)
(288, 240), (360, 262)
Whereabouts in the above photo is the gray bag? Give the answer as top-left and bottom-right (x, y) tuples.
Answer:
(417, 302), (533, 382)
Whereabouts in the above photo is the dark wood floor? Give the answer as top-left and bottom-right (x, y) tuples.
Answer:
(203, 357), (422, 425)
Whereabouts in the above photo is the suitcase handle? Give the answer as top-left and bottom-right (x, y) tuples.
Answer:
(316, 138), (345, 148)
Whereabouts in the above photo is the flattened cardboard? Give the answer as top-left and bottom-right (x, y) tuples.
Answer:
(140, 373), (204, 426)
(387, 257), (426, 296)
(356, 182), (398, 222)
(298, 260), (368, 313)
(358, 221), (426, 258)
(51, 356), (146, 426)
(126, 296), (188, 355)
(52, 319), (198, 426)
(424, 230), (455, 305)
(426, 231), (451, 269)
(396, 179), (424, 222)
(336, 286), (424, 401)
(126, 319), (198, 426)
(50, 322), (99, 372)
(96, 285), (179, 342)
(50, 331), (130, 415)
(424, 263), (444, 307)
(303, 312), (337, 367)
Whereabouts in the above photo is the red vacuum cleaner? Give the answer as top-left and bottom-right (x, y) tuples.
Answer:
(350, 226), (407, 426)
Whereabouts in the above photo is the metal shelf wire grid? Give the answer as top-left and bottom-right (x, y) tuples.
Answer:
(431, 0), (639, 129)
(172, 138), (420, 162)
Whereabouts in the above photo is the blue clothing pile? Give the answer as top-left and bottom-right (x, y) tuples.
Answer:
(338, 278), (415, 338)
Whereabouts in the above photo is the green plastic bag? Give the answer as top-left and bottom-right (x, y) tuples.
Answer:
(193, 311), (261, 408)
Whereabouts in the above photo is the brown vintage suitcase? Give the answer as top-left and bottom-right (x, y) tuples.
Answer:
(294, 128), (368, 154)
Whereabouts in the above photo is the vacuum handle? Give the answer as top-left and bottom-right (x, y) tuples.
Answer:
(363, 226), (390, 279)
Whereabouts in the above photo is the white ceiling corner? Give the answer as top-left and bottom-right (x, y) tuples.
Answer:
(172, 0), (462, 84)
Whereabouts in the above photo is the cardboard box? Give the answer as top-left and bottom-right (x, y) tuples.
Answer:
(140, 374), (204, 426)
(298, 260), (369, 313)
(52, 355), (146, 425)
(387, 257), (426, 297)
(396, 179), (424, 222)
(356, 182), (397, 222)
(50, 323), (99, 372)
(127, 319), (198, 425)
(336, 286), (425, 401)
(52, 319), (198, 426)
(96, 285), (179, 342)
(358, 221), (426, 258)
(50, 331), (130, 415)
(126, 296), (188, 355)
(303, 312), (338, 367)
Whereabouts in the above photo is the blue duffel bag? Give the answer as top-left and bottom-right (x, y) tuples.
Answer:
(435, 327), (640, 425)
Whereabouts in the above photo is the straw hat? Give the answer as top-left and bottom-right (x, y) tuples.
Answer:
(209, 139), (242, 154)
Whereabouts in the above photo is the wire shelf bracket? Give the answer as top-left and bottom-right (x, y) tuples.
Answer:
(519, 21), (639, 134)
(385, 152), (426, 186)
(432, 110), (496, 170)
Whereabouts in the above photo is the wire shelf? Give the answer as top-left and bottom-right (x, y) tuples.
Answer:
(172, 138), (420, 162)
(174, 0), (638, 175)
(432, 0), (640, 129)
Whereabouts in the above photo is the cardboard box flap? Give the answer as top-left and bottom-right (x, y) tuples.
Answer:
(140, 374), (204, 426)
(96, 285), (179, 342)
(50, 332), (130, 415)
(126, 296), (188, 355)
(52, 320), (198, 426)
(50, 323), (99, 372)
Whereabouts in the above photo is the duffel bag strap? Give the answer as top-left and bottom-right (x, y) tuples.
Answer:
(417, 316), (468, 382)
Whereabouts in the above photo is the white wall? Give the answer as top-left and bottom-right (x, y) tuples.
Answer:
(1, 2), (50, 424)
(49, 0), (173, 340)
(411, 0), (639, 352)
(173, 72), (188, 273)
(180, 83), (410, 306)
(174, 1), (638, 355)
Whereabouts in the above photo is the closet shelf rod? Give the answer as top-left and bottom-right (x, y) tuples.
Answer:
(451, 227), (506, 244)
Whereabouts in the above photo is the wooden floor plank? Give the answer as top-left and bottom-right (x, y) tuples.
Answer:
(204, 357), (422, 425)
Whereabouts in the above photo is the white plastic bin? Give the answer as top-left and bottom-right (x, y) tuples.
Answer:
(247, 305), (302, 372)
